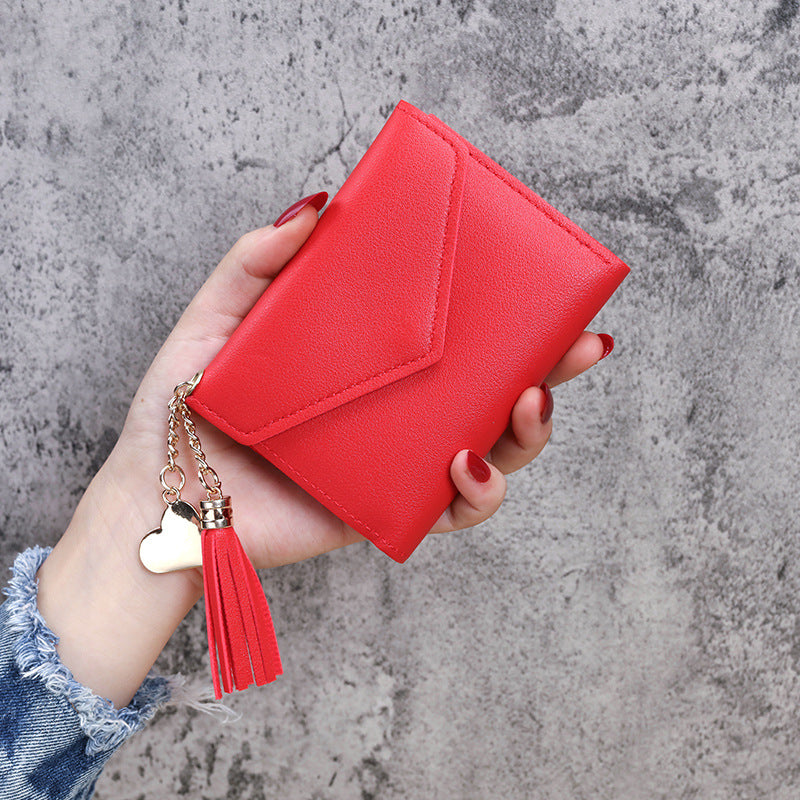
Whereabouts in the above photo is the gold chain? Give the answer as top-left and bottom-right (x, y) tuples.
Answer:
(159, 372), (220, 504)
(159, 396), (186, 503)
(178, 395), (223, 499)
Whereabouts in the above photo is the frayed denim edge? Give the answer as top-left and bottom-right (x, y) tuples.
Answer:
(2, 545), (181, 757)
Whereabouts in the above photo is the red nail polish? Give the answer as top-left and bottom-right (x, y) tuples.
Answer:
(273, 191), (328, 227)
(540, 383), (553, 424)
(466, 450), (491, 483)
(598, 333), (615, 360)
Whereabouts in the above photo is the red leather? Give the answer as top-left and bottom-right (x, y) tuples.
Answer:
(187, 99), (630, 562)
(203, 526), (282, 699)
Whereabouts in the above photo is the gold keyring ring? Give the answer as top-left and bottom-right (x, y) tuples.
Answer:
(159, 464), (186, 492)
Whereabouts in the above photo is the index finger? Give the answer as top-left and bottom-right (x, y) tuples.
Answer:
(544, 331), (613, 387)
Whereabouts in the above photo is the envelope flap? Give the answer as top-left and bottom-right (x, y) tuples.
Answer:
(188, 102), (467, 445)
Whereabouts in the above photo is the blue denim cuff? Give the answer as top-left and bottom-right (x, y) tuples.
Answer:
(1, 546), (176, 757)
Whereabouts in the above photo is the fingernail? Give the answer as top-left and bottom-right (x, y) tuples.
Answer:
(466, 450), (491, 483)
(598, 333), (615, 360)
(540, 383), (554, 424)
(273, 191), (328, 227)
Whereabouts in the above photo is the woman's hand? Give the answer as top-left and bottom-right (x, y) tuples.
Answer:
(36, 192), (615, 707)
(113, 193), (613, 568)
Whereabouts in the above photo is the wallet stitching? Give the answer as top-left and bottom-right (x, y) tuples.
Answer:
(458, 139), (619, 268)
(255, 438), (406, 559)
(191, 104), (623, 560)
(198, 102), (620, 440)
(194, 109), (461, 440)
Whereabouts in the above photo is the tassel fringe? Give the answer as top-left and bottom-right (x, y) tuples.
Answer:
(201, 526), (282, 700)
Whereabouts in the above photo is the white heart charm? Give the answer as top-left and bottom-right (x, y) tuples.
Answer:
(139, 500), (203, 573)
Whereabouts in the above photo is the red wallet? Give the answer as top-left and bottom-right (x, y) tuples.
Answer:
(187, 99), (630, 563)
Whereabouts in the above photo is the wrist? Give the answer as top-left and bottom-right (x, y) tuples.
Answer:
(36, 444), (204, 708)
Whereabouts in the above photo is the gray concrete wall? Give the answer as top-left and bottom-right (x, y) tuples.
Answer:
(2, 1), (799, 797)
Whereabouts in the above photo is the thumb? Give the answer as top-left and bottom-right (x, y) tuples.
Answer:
(128, 191), (327, 414)
(177, 190), (328, 340)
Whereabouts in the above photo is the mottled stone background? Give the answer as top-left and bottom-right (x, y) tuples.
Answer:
(2, 0), (799, 797)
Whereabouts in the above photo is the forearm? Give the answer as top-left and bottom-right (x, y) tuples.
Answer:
(35, 442), (204, 709)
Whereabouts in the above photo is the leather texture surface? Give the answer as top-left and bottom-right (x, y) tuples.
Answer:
(187, 99), (630, 562)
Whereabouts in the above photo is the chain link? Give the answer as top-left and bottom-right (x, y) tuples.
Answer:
(160, 395), (186, 502)
(177, 395), (223, 499)
(158, 372), (222, 504)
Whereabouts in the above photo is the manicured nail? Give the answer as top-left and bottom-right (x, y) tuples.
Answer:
(598, 333), (615, 360)
(466, 450), (491, 483)
(540, 383), (554, 424)
(273, 191), (328, 227)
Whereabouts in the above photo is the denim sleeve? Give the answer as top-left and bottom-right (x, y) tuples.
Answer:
(0, 546), (179, 800)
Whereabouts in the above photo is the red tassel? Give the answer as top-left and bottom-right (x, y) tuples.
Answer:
(201, 525), (282, 699)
